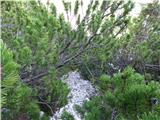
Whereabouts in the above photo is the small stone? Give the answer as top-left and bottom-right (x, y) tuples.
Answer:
(51, 71), (99, 120)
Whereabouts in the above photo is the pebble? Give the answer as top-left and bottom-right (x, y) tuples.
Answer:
(51, 71), (98, 120)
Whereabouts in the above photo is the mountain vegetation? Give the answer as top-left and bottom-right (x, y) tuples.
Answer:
(1, 0), (160, 120)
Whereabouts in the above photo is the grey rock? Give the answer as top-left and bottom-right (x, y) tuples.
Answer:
(51, 71), (98, 120)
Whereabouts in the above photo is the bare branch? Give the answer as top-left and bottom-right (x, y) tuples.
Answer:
(37, 101), (54, 115)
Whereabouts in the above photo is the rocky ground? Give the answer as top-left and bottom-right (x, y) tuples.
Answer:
(51, 71), (98, 120)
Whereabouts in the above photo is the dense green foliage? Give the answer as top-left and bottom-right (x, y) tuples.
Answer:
(1, 1), (69, 119)
(75, 1), (160, 120)
(61, 110), (74, 120)
(77, 67), (160, 120)
(1, 0), (160, 120)
(1, 41), (44, 119)
(79, 1), (160, 82)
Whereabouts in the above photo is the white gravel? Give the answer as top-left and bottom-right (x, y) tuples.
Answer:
(51, 71), (98, 120)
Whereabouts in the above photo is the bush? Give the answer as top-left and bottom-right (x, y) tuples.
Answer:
(61, 111), (74, 120)
(77, 67), (160, 120)
(1, 41), (41, 120)
(139, 112), (160, 120)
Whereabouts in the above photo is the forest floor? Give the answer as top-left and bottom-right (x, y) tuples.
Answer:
(51, 71), (99, 120)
